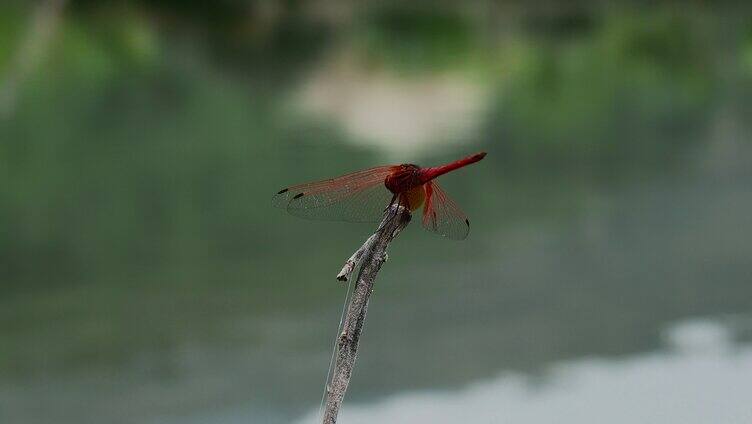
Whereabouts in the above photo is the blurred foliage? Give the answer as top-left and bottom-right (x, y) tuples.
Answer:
(355, 7), (477, 73)
(485, 10), (715, 177)
(743, 22), (752, 78)
(1, 1), (752, 382)
(0, 10), (24, 70)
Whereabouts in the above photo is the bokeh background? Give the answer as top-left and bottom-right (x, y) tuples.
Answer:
(2, 1), (752, 423)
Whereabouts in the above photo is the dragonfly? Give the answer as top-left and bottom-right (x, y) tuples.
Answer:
(273, 152), (487, 240)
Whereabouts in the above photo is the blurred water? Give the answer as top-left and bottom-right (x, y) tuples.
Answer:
(297, 319), (752, 424)
(2, 2), (752, 424)
(3, 149), (751, 423)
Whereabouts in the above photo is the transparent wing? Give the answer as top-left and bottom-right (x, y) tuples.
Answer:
(272, 166), (397, 223)
(421, 181), (470, 240)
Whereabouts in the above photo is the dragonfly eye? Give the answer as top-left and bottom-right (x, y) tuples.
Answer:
(277, 188), (289, 194)
(293, 192), (305, 199)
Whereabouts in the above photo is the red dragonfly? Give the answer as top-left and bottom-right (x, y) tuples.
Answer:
(273, 152), (487, 239)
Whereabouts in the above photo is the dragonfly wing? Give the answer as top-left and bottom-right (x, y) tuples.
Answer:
(273, 166), (396, 223)
(421, 181), (470, 240)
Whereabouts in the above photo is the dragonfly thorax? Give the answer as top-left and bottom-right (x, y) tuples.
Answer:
(384, 164), (422, 194)
(401, 185), (426, 211)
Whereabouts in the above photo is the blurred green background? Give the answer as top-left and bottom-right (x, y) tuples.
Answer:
(2, 1), (752, 423)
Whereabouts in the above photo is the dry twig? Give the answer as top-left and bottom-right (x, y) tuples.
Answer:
(323, 204), (411, 424)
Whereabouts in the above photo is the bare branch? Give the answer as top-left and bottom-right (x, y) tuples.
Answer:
(323, 204), (411, 423)
(336, 233), (376, 281)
